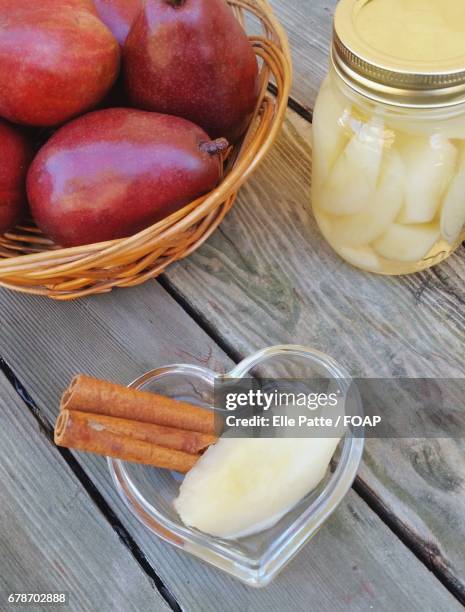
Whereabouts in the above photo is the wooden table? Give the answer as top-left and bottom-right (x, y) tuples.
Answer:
(1, 2), (465, 611)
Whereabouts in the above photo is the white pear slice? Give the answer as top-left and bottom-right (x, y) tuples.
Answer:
(314, 211), (381, 270)
(439, 115), (465, 140)
(319, 118), (385, 216)
(440, 145), (465, 244)
(327, 152), (405, 247)
(384, 114), (465, 140)
(174, 437), (340, 539)
(312, 78), (352, 189)
(373, 223), (440, 263)
(337, 245), (381, 271)
(398, 135), (457, 224)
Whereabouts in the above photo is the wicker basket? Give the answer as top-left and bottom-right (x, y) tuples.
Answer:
(0, 0), (291, 300)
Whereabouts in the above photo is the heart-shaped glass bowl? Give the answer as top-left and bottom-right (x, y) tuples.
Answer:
(108, 345), (364, 587)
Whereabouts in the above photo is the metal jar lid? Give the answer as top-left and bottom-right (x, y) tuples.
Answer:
(332, 0), (465, 108)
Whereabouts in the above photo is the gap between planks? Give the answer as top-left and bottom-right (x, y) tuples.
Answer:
(268, 83), (313, 124)
(0, 355), (184, 612)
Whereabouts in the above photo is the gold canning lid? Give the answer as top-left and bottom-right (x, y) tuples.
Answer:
(332, 0), (465, 107)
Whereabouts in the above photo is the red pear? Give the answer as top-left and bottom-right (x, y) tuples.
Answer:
(0, 0), (120, 127)
(27, 109), (227, 247)
(94, 0), (145, 45)
(124, 0), (259, 143)
(0, 119), (33, 234)
(53, 0), (99, 13)
(11, 0), (101, 13)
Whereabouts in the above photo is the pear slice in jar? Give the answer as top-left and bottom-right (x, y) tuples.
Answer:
(313, 210), (382, 271)
(319, 118), (385, 216)
(312, 78), (352, 190)
(440, 144), (465, 245)
(384, 113), (465, 140)
(325, 151), (405, 247)
(439, 115), (465, 140)
(373, 223), (440, 263)
(397, 134), (457, 224)
(337, 245), (381, 271)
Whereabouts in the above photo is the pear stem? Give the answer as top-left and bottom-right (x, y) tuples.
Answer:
(199, 138), (229, 156)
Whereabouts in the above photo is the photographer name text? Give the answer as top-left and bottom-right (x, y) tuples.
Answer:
(225, 414), (381, 428)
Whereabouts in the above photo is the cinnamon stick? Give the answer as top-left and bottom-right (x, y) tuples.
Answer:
(58, 409), (217, 454)
(55, 410), (199, 473)
(61, 374), (216, 435)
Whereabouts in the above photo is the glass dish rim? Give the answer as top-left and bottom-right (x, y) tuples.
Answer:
(108, 344), (365, 585)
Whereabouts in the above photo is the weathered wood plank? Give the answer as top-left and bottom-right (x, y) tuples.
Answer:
(0, 284), (461, 611)
(162, 109), (465, 598)
(269, 0), (337, 109)
(0, 371), (170, 612)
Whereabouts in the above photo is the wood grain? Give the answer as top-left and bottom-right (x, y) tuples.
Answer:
(0, 371), (170, 612)
(0, 284), (461, 611)
(162, 110), (465, 599)
(269, 0), (337, 110)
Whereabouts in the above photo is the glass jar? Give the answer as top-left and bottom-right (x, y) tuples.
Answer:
(312, 0), (465, 275)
